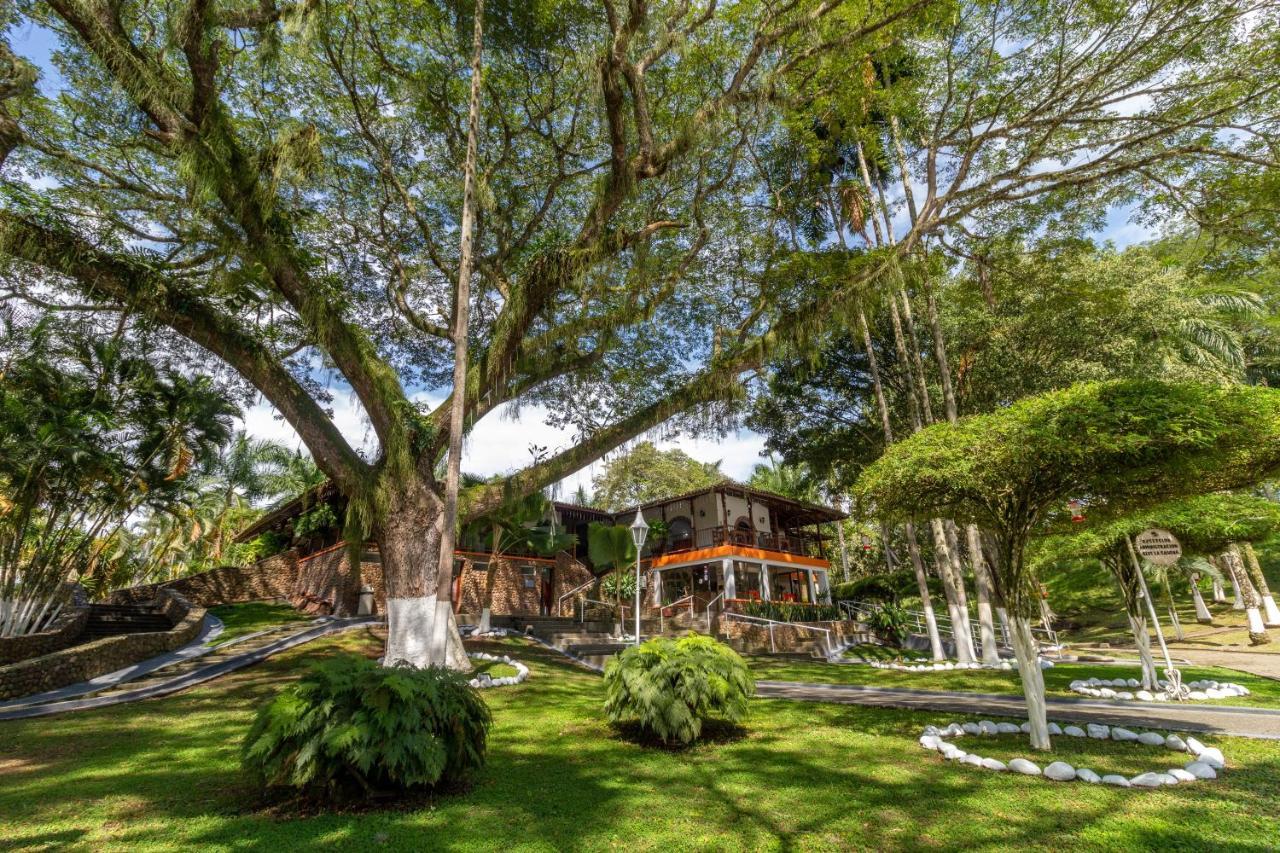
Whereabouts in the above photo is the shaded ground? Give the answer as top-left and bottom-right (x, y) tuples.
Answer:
(2, 631), (1279, 851)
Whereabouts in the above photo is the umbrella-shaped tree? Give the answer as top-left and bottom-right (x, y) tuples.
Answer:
(853, 380), (1280, 750)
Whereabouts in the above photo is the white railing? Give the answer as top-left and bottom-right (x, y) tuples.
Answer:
(841, 598), (1063, 655)
(578, 597), (616, 623)
(722, 611), (834, 656)
(557, 577), (597, 617)
(659, 594), (698, 633)
(705, 592), (725, 633)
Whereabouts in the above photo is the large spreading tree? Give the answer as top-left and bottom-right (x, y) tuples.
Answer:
(1, 0), (1275, 668)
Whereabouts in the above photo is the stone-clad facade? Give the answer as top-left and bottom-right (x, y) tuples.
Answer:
(0, 586), (90, 665)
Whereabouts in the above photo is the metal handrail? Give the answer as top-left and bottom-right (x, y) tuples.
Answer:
(841, 597), (1063, 655)
(659, 593), (698, 633)
(578, 597), (616, 623)
(705, 591), (725, 632)
(557, 577), (597, 616)
(722, 611), (833, 656)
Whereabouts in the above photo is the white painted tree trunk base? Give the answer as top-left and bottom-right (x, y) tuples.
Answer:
(479, 607), (493, 634)
(1010, 615), (1050, 751)
(1262, 595), (1280, 628)
(1212, 578), (1226, 604)
(1190, 582), (1213, 624)
(385, 596), (472, 670)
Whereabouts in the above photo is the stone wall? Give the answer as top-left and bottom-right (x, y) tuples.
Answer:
(126, 552), (300, 607)
(0, 589), (203, 701)
(553, 552), (596, 616)
(0, 586), (90, 665)
(454, 552), (596, 619)
(720, 618), (868, 656)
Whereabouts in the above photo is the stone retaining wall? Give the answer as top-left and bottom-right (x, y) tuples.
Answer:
(0, 589), (203, 701)
(721, 618), (869, 655)
(0, 586), (91, 665)
(124, 552), (300, 607)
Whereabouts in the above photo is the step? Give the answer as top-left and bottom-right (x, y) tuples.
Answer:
(565, 642), (629, 656)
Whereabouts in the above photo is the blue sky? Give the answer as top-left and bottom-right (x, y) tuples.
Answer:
(7, 20), (1156, 498)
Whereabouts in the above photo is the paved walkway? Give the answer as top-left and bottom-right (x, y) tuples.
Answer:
(0, 616), (379, 721)
(755, 680), (1280, 739)
(1073, 645), (1280, 680)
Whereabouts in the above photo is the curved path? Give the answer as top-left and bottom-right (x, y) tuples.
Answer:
(755, 680), (1280, 739)
(0, 616), (379, 721)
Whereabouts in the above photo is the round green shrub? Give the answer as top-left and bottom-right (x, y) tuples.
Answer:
(603, 634), (754, 745)
(242, 654), (492, 799)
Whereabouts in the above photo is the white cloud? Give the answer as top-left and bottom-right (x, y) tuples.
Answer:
(235, 393), (772, 501)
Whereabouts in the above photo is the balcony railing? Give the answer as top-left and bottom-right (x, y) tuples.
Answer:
(648, 526), (825, 560)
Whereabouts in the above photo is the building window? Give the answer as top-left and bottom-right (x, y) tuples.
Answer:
(734, 561), (763, 600)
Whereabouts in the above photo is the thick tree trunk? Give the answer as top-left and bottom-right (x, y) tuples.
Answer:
(967, 524), (1000, 664)
(1126, 612), (1160, 690)
(905, 521), (946, 660)
(1189, 575), (1213, 624)
(1226, 545), (1271, 645)
(380, 481), (470, 670)
(856, 302), (943, 659)
(1010, 614), (1050, 750)
(1240, 542), (1280, 627)
(930, 518), (976, 663)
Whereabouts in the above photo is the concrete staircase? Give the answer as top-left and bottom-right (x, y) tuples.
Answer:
(81, 604), (174, 640)
(492, 615), (627, 669)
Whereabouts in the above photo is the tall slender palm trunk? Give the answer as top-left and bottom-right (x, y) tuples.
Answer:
(430, 0), (485, 668)
(1240, 542), (1280, 627)
(1226, 544), (1271, 645)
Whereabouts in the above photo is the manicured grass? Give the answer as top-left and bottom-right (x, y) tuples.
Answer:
(748, 658), (1280, 708)
(3, 631), (1279, 850)
(207, 601), (311, 645)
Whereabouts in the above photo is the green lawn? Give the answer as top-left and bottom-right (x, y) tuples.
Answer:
(207, 601), (312, 646)
(3, 631), (1280, 850)
(749, 658), (1280, 708)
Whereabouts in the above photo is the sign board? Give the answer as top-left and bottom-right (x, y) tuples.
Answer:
(1134, 528), (1182, 566)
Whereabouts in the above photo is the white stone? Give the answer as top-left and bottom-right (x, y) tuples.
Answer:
(981, 758), (1008, 771)
(1076, 768), (1101, 784)
(1169, 769), (1196, 783)
(1157, 773), (1179, 786)
(1130, 772), (1164, 788)
(1087, 723), (1111, 739)
(1137, 732), (1166, 747)
(920, 735), (941, 750)
(979, 721), (999, 735)
(1102, 774), (1131, 787)
(1185, 736), (1206, 755)
(946, 723), (965, 737)
(1044, 761), (1076, 781)
(1135, 690), (1154, 701)
(1166, 735), (1187, 752)
(1009, 758), (1041, 776)
(1111, 727), (1139, 742)
(1070, 680), (1085, 690)
(1117, 692), (1135, 700)
(1020, 723), (1031, 734)
(997, 722), (1021, 734)
(962, 753), (984, 766)
(1001, 661), (1014, 670)
(946, 749), (968, 761)
(1040, 659), (1055, 669)
(1197, 747), (1226, 769)
(1127, 678), (1140, 688)
(1188, 690), (1208, 701)
(1185, 761), (1218, 780)
(962, 722), (981, 735)
(1048, 722), (1063, 736)
(1064, 725), (1087, 737)
(1098, 688), (1116, 699)
(1087, 677), (1101, 686)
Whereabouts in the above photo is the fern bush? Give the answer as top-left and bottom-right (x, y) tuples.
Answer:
(603, 634), (754, 745)
(242, 654), (491, 799)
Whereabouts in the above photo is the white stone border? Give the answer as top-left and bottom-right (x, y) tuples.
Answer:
(871, 658), (1054, 672)
(918, 719), (1226, 787)
(1069, 677), (1250, 702)
(466, 651), (529, 688)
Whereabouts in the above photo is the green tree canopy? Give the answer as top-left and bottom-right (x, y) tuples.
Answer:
(589, 442), (722, 511)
